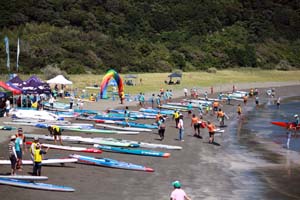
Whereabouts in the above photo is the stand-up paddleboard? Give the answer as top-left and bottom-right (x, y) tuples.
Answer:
(0, 158), (77, 165)
(215, 129), (225, 133)
(63, 127), (139, 135)
(93, 144), (170, 158)
(25, 134), (139, 147)
(95, 123), (152, 132)
(271, 121), (299, 129)
(139, 108), (174, 115)
(114, 121), (158, 129)
(0, 178), (75, 192)
(0, 126), (15, 130)
(26, 142), (102, 154)
(69, 154), (154, 172)
(0, 175), (48, 181)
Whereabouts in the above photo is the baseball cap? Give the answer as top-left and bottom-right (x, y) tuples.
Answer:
(294, 114), (298, 118)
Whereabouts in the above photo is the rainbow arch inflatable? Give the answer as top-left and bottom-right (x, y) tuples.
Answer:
(100, 69), (124, 99)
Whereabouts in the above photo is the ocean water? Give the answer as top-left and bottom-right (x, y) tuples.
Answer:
(236, 96), (300, 199)
(243, 96), (300, 151)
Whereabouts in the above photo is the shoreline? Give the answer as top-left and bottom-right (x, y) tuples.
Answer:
(0, 82), (300, 199)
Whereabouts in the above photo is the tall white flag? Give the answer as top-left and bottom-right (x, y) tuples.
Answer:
(17, 38), (20, 71)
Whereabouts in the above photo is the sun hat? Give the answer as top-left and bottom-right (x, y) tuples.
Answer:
(10, 135), (16, 140)
(34, 137), (39, 141)
(294, 114), (298, 118)
(172, 181), (181, 188)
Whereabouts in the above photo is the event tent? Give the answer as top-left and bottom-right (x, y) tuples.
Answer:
(0, 81), (22, 95)
(168, 72), (182, 78)
(47, 75), (73, 85)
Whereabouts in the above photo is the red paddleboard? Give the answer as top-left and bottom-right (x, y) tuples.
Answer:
(271, 121), (299, 130)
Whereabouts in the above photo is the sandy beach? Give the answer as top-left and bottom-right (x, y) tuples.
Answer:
(0, 81), (300, 200)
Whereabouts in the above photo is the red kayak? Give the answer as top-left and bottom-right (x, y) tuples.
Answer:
(271, 121), (300, 130)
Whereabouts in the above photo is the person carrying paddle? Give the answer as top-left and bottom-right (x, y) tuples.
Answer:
(33, 143), (50, 176)
(170, 181), (192, 200)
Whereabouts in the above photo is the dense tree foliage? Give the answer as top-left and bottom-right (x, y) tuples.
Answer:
(0, 0), (299, 74)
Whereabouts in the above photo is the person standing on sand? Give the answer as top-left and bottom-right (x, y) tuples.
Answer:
(170, 181), (192, 200)
(217, 108), (225, 127)
(8, 135), (17, 175)
(15, 128), (26, 171)
(237, 104), (242, 119)
(178, 115), (184, 141)
(33, 143), (49, 176)
(207, 121), (216, 144)
(191, 114), (201, 138)
(157, 116), (166, 140)
(243, 94), (248, 105)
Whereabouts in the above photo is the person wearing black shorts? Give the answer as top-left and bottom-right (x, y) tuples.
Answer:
(48, 125), (63, 145)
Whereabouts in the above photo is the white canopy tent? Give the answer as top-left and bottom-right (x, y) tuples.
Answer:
(47, 75), (72, 85)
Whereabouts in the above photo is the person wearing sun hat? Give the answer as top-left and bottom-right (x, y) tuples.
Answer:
(170, 181), (192, 200)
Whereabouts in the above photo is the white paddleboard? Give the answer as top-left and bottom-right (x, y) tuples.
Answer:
(96, 123), (152, 132)
(0, 158), (77, 165)
(0, 175), (48, 181)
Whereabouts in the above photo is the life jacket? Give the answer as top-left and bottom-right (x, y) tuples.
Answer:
(34, 149), (42, 162)
(213, 101), (219, 108)
(30, 142), (38, 154)
(155, 114), (162, 122)
(52, 125), (60, 133)
(207, 124), (215, 132)
(217, 111), (224, 117)
(191, 117), (198, 124)
(174, 112), (179, 119)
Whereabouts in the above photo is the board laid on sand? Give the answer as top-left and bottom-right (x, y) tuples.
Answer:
(26, 142), (102, 154)
(271, 121), (300, 130)
(93, 144), (170, 158)
(0, 158), (77, 165)
(95, 123), (152, 132)
(25, 134), (139, 148)
(69, 154), (154, 172)
(0, 175), (48, 181)
(0, 126), (15, 130)
(0, 178), (75, 192)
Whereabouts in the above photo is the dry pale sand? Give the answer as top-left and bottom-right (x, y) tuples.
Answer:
(0, 81), (299, 200)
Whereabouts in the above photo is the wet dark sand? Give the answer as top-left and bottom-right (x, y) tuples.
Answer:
(0, 84), (300, 200)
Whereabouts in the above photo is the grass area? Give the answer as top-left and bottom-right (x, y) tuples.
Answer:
(5, 69), (300, 96)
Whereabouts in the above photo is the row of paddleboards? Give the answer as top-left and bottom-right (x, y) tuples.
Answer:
(25, 134), (182, 150)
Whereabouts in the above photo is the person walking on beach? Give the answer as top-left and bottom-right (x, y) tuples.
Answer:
(237, 104), (242, 119)
(191, 114), (201, 138)
(8, 135), (17, 175)
(157, 116), (166, 141)
(33, 143), (50, 176)
(286, 123), (293, 149)
(178, 115), (184, 141)
(5, 98), (11, 117)
(69, 95), (74, 109)
(293, 114), (300, 133)
(49, 95), (55, 109)
(255, 95), (259, 107)
(170, 181), (192, 200)
(173, 110), (180, 128)
(217, 108), (225, 127)
(207, 121), (216, 144)
(243, 94), (248, 105)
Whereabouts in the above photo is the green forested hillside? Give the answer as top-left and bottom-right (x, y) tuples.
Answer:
(0, 0), (299, 74)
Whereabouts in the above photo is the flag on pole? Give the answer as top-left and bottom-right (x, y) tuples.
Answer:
(17, 38), (20, 71)
(4, 36), (10, 72)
